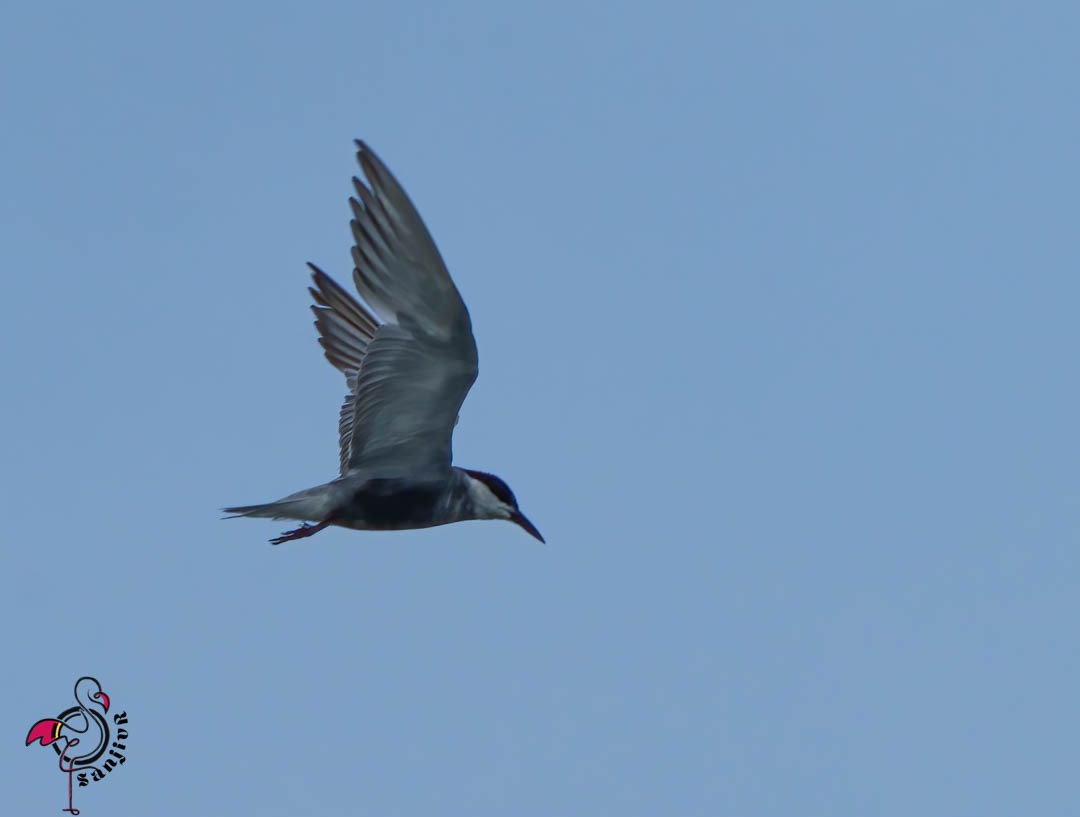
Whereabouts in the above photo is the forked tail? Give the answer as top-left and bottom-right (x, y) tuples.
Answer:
(221, 502), (289, 520)
(222, 485), (337, 522)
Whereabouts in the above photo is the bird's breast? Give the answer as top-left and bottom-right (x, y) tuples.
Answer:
(337, 478), (451, 530)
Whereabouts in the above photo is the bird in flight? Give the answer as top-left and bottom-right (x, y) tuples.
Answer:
(225, 141), (543, 545)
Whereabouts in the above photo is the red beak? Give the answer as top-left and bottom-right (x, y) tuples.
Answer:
(95, 691), (110, 712)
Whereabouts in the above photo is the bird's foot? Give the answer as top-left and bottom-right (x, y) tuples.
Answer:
(269, 525), (311, 545)
(269, 517), (334, 545)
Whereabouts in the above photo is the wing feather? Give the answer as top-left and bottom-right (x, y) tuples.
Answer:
(307, 263), (379, 472)
(308, 142), (479, 476)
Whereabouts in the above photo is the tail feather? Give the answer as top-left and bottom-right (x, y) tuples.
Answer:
(221, 502), (296, 520)
(222, 485), (339, 523)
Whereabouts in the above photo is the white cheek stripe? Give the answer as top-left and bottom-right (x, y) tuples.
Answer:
(468, 478), (512, 519)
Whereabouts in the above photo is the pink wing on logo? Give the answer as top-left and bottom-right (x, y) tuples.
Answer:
(26, 718), (63, 746)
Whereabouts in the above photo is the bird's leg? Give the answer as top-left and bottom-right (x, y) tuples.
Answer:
(64, 766), (78, 815)
(269, 516), (336, 545)
(59, 739), (79, 815)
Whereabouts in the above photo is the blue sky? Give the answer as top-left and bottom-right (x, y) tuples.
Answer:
(3, 2), (1078, 815)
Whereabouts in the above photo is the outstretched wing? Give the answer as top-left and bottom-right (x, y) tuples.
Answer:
(310, 141), (478, 476)
(309, 265), (379, 474)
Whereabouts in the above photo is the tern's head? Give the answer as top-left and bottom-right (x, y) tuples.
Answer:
(463, 469), (544, 543)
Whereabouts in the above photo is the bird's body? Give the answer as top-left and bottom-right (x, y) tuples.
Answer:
(225, 141), (542, 544)
(228, 469), (497, 531)
(26, 677), (111, 763)
(26, 677), (112, 816)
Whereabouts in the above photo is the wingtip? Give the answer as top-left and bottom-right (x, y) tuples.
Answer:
(354, 141), (371, 169)
(307, 262), (330, 283)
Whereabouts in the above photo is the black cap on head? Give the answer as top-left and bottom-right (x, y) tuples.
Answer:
(464, 469), (519, 508)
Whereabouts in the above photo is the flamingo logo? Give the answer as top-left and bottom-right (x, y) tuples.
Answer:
(25, 676), (130, 815)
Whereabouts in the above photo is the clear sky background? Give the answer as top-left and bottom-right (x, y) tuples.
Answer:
(3, 2), (1078, 815)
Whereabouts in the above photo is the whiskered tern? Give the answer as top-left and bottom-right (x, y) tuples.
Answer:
(225, 141), (543, 545)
